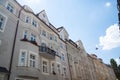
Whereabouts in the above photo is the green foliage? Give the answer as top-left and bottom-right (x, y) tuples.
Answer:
(110, 58), (120, 80)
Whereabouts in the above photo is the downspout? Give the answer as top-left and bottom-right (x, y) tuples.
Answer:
(66, 42), (72, 80)
(8, 7), (23, 80)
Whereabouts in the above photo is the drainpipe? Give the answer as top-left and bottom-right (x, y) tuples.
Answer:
(7, 7), (23, 80)
(66, 42), (72, 80)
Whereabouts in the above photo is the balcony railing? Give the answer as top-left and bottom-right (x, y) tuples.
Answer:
(39, 46), (56, 59)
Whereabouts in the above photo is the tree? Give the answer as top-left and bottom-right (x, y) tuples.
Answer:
(110, 58), (120, 80)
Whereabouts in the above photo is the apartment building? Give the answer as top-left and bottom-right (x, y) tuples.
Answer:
(90, 54), (116, 80)
(0, 0), (116, 80)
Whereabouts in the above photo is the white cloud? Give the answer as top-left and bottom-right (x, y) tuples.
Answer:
(99, 24), (120, 50)
(115, 58), (120, 65)
(105, 2), (111, 7)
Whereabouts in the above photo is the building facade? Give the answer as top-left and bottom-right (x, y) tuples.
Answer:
(0, 0), (116, 80)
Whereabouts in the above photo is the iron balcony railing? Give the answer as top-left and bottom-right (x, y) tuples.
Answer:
(39, 46), (56, 57)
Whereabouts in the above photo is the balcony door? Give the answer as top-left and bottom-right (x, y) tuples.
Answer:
(41, 43), (46, 52)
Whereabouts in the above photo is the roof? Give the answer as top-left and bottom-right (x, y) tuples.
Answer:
(57, 27), (64, 32)
(0, 67), (9, 73)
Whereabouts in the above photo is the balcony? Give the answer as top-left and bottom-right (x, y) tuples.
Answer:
(39, 46), (56, 59)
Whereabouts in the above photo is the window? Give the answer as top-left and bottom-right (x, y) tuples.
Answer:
(25, 16), (29, 23)
(54, 36), (57, 42)
(61, 53), (65, 61)
(7, 3), (14, 13)
(23, 30), (27, 39)
(41, 43), (46, 52)
(60, 43), (63, 49)
(57, 64), (61, 74)
(63, 67), (67, 77)
(43, 14), (45, 17)
(30, 34), (36, 41)
(49, 34), (53, 40)
(51, 62), (55, 73)
(42, 30), (46, 37)
(43, 60), (48, 73)
(0, 13), (6, 32)
(32, 20), (37, 27)
(55, 49), (59, 55)
(29, 54), (36, 67)
(19, 50), (27, 66)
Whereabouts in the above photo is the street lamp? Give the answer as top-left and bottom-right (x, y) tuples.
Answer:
(117, 0), (120, 30)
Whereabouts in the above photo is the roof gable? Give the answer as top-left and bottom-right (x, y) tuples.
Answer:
(37, 10), (50, 25)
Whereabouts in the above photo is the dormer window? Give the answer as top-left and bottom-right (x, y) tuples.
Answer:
(32, 20), (37, 27)
(43, 14), (45, 18)
(7, 3), (14, 13)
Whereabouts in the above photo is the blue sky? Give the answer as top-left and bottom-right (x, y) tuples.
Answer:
(17, 0), (120, 65)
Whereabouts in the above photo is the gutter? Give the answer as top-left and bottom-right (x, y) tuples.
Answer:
(66, 42), (72, 80)
(7, 7), (23, 80)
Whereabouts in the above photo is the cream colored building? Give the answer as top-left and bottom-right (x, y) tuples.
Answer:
(0, 0), (116, 80)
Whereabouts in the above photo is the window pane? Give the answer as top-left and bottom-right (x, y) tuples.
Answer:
(29, 54), (36, 67)
(0, 15), (5, 30)
(20, 51), (26, 66)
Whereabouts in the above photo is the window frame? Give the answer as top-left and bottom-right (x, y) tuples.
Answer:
(61, 53), (65, 61)
(41, 30), (46, 37)
(62, 66), (67, 77)
(18, 49), (27, 66)
(57, 62), (61, 74)
(28, 51), (38, 68)
(23, 30), (28, 39)
(42, 58), (49, 75)
(32, 19), (37, 27)
(6, 2), (16, 14)
(0, 12), (7, 32)
(51, 61), (55, 73)
(25, 16), (30, 23)
(30, 33), (36, 41)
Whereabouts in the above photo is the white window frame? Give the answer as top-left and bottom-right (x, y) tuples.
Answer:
(51, 61), (55, 73)
(49, 33), (53, 40)
(41, 30), (46, 37)
(28, 51), (38, 68)
(61, 53), (65, 61)
(54, 36), (57, 42)
(25, 16), (30, 23)
(42, 58), (49, 75)
(23, 30), (28, 39)
(6, 2), (16, 14)
(18, 49), (27, 66)
(55, 48), (59, 55)
(0, 12), (7, 32)
(30, 33), (36, 41)
(32, 19), (37, 27)
(56, 62), (61, 74)
(62, 66), (67, 77)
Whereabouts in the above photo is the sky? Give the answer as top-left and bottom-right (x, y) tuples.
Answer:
(17, 0), (120, 65)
